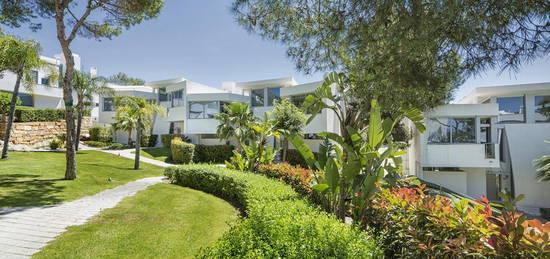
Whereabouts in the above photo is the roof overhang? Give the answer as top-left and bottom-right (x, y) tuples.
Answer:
(147, 77), (186, 88)
(235, 77), (297, 89)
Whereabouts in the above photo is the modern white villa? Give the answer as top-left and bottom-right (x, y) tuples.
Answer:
(405, 82), (550, 215)
(1, 53), (548, 215)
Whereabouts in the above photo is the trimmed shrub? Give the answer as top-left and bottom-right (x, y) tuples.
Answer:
(49, 138), (64, 150)
(83, 140), (110, 148)
(14, 108), (64, 122)
(161, 134), (189, 148)
(164, 165), (382, 258)
(284, 149), (318, 168)
(257, 163), (313, 196)
(147, 134), (158, 147)
(193, 145), (233, 163)
(88, 126), (112, 142)
(171, 137), (194, 164)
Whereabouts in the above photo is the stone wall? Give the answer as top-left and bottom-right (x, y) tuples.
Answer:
(0, 117), (93, 147)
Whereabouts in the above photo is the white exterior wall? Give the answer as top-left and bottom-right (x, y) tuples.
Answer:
(422, 170), (468, 196)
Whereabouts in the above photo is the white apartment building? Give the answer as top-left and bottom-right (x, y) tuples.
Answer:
(406, 82), (550, 215)
(98, 76), (338, 151)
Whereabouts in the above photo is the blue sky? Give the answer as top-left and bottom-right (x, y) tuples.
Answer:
(5, 0), (550, 101)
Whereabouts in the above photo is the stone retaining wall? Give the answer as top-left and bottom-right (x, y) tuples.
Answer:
(0, 117), (93, 146)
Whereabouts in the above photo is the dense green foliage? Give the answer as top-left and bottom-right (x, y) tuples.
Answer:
(215, 102), (255, 152)
(15, 108), (71, 122)
(193, 145), (233, 164)
(140, 134), (158, 148)
(161, 134), (187, 148)
(34, 184), (238, 259)
(272, 99), (306, 161)
(257, 163), (313, 196)
(171, 137), (194, 164)
(283, 149), (317, 168)
(534, 141), (550, 182)
(0, 92), (20, 115)
(164, 164), (383, 258)
(366, 186), (550, 258)
(88, 126), (112, 142)
(232, 0), (550, 113)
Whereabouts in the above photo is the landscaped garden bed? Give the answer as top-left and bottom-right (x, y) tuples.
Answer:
(164, 164), (383, 258)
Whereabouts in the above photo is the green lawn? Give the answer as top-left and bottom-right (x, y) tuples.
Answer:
(34, 183), (238, 259)
(0, 151), (164, 208)
(136, 147), (172, 163)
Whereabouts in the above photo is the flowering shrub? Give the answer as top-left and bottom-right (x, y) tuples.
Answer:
(256, 163), (313, 195)
(364, 185), (550, 258)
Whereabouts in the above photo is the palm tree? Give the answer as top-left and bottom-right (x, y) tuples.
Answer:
(113, 96), (165, 170)
(534, 141), (550, 182)
(73, 71), (114, 151)
(215, 102), (256, 152)
(0, 35), (51, 159)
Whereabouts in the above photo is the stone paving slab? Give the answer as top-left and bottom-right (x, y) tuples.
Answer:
(0, 176), (164, 258)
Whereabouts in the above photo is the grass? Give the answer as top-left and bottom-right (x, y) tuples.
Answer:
(34, 183), (238, 259)
(135, 147), (172, 163)
(0, 151), (164, 208)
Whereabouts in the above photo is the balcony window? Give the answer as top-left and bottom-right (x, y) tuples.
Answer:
(427, 118), (475, 144)
(497, 96), (525, 123)
(251, 89), (264, 107)
(267, 88), (281, 106)
(41, 77), (50, 86)
(103, 97), (114, 112)
(189, 101), (219, 119)
(535, 95), (550, 122)
(159, 88), (168, 102)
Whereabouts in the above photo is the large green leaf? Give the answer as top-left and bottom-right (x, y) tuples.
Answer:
(368, 99), (384, 148)
(342, 153), (362, 182)
(325, 157), (340, 194)
(289, 135), (320, 170)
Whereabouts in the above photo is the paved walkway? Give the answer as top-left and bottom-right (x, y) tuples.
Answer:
(101, 148), (174, 167)
(0, 149), (172, 259)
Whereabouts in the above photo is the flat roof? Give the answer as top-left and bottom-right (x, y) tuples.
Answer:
(458, 82), (550, 104)
(234, 77), (298, 89)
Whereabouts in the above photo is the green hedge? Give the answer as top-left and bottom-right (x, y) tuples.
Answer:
(283, 149), (318, 168)
(164, 165), (382, 258)
(161, 134), (186, 148)
(171, 138), (194, 164)
(88, 126), (112, 142)
(140, 134), (158, 147)
(193, 145), (233, 163)
(83, 140), (110, 148)
(13, 107), (91, 122)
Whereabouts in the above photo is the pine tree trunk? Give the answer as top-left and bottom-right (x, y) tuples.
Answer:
(55, 6), (77, 180)
(75, 103), (83, 151)
(1, 73), (22, 159)
(134, 120), (141, 170)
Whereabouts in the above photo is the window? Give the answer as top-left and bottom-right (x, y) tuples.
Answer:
(480, 117), (491, 144)
(188, 101), (219, 119)
(267, 88), (281, 106)
(31, 70), (38, 84)
(251, 89), (264, 107)
(159, 88), (168, 102)
(427, 118), (476, 144)
(103, 97), (114, 112)
(169, 121), (184, 134)
(172, 90), (183, 99)
(41, 77), (50, 86)
(535, 95), (550, 122)
(497, 96), (525, 123)
(17, 93), (33, 107)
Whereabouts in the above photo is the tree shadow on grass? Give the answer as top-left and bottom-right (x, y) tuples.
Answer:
(0, 177), (65, 208)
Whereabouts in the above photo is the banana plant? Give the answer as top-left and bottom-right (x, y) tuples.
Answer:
(290, 72), (425, 220)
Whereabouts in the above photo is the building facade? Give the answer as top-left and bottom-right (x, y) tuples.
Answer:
(406, 82), (550, 215)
